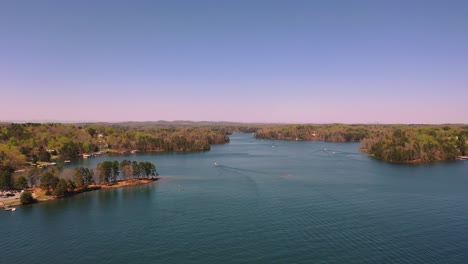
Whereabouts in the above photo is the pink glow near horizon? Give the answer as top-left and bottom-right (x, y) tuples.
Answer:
(1, 1), (468, 124)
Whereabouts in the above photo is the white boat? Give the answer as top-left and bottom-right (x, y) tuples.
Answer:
(214, 162), (219, 167)
(4, 207), (16, 211)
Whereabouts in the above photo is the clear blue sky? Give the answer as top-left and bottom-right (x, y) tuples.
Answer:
(1, 0), (467, 123)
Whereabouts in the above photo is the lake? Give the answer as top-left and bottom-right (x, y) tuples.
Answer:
(1, 133), (467, 263)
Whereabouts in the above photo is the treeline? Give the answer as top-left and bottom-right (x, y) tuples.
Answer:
(255, 124), (468, 163)
(96, 160), (158, 183)
(0, 123), (231, 168)
(255, 124), (372, 142)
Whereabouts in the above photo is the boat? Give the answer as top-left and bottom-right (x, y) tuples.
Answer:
(4, 207), (16, 211)
(214, 162), (219, 167)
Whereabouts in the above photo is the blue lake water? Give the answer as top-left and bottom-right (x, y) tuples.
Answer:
(1, 134), (468, 263)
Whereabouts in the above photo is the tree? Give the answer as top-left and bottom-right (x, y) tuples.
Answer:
(53, 179), (70, 197)
(120, 160), (132, 179)
(60, 141), (80, 160)
(27, 166), (43, 187)
(0, 166), (15, 190)
(82, 142), (97, 153)
(131, 161), (140, 178)
(111, 160), (120, 182)
(37, 146), (51, 162)
(67, 179), (76, 192)
(74, 167), (95, 188)
(86, 169), (95, 185)
(15, 176), (28, 189)
(139, 161), (158, 177)
(457, 134), (466, 156)
(20, 191), (37, 205)
(97, 162), (113, 183)
(73, 168), (85, 188)
(40, 172), (59, 195)
(86, 127), (97, 137)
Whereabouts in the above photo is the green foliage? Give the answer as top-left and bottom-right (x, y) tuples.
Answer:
(67, 179), (76, 191)
(120, 160), (132, 179)
(0, 123), (232, 167)
(2, 122), (466, 166)
(20, 191), (37, 205)
(15, 176), (28, 189)
(362, 127), (465, 163)
(97, 161), (114, 183)
(40, 172), (59, 194)
(131, 161), (141, 178)
(138, 161), (158, 177)
(97, 160), (158, 182)
(111, 161), (120, 182)
(53, 179), (70, 197)
(256, 124), (467, 163)
(73, 167), (94, 189)
(86, 127), (97, 137)
(37, 146), (51, 162)
(0, 145), (26, 168)
(0, 166), (15, 190)
(255, 125), (370, 142)
(60, 141), (80, 160)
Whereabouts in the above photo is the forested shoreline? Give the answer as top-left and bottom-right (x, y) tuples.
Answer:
(255, 124), (468, 163)
(0, 123), (234, 169)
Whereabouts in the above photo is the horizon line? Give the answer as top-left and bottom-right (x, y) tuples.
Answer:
(0, 119), (466, 126)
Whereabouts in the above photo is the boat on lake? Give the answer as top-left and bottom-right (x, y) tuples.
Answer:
(4, 207), (16, 211)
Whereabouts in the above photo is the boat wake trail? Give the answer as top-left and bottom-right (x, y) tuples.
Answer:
(215, 164), (273, 176)
(214, 164), (261, 195)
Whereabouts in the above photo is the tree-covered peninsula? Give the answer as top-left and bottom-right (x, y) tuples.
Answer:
(360, 126), (467, 163)
(1, 160), (159, 207)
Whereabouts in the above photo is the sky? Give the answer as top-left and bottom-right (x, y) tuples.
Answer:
(1, 0), (467, 123)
